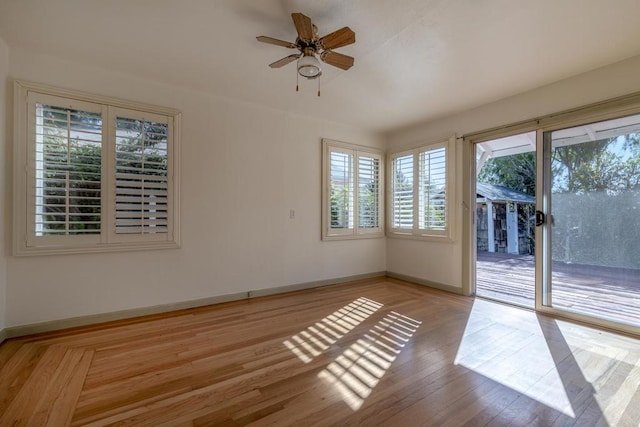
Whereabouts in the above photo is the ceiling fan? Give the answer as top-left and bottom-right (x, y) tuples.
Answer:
(257, 12), (355, 95)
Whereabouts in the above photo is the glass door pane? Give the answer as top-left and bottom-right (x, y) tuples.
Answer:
(475, 132), (536, 308)
(543, 113), (640, 327)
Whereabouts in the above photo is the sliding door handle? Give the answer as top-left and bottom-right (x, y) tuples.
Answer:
(535, 210), (546, 227)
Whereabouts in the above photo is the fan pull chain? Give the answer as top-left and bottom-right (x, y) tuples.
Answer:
(317, 75), (321, 97)
(296, 71), (299, 92)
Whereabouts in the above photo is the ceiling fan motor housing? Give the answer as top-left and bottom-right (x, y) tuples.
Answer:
(298, 47), (321, 78)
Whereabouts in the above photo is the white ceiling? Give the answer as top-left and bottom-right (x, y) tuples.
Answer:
(1, 0), (640, 133)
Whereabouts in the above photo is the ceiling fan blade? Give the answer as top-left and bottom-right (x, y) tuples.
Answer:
(320, 51), (354, 70)
(269, 54), (301, 68)
(319, 27), (355, 50)
(256, 36), (297, 49)
(291, 12), (314, 42)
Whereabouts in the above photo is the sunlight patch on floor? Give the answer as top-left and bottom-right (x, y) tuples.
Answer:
(318, 311), (421, 410)
(553, 320), (640, 427)
(283, 297), (383, 363)
(454, 300), (575, 417)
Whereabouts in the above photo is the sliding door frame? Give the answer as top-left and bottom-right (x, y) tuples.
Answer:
(462, 91), (640, 336)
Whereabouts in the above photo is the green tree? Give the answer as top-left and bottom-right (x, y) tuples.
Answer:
(393, 169), (413, 227)
(330, 183), (350, 228)
(358, 181), (378, 228)
(552, 136), (640, 194)
(477, 152), (536, 196)
(479, 135), (640, 195)
(41, 142), (167, 235)
(42, 139), (102, 234)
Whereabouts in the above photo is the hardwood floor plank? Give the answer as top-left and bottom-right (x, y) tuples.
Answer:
(71, 386), (193, 426)
(0, 342), (48, 413)
(28, 349), (94, 426)
(0, 344), (68, 425)
(0, 278), (638, 425)
(0, 339), (23, 369)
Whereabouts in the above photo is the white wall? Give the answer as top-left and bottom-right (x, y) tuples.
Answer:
(5, 48), (386, 328)
(8, 47), (640, 329)
(386, 54), (640, 290)
(0, 37), (8, 332)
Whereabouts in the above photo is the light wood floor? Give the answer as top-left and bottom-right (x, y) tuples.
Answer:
(1, 278), (639, 426)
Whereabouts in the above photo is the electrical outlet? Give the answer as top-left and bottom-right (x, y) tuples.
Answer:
(289, 209), (295, 219)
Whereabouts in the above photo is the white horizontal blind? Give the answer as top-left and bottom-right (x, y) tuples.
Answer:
(358, 154), (380, 229)
(391, 154), (414, 229)
(114, 115), (169, 235)
(418, 147), (447, 231)
(34, 102), (102, 236)
(329, 149), (354, 231)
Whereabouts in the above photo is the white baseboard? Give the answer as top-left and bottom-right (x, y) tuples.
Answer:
(248, 271), (386, 298)
(2, 271), (387, 340)
(386, 271), (464, 295)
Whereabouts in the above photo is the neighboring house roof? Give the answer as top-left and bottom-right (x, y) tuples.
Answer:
(476, 183), (534, 204)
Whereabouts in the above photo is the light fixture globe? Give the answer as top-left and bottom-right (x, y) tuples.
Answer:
(297, 54), (321, 79)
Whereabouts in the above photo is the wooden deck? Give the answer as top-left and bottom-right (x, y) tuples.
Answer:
(476, 252), (640, 326)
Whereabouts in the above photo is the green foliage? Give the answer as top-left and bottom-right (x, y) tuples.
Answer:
(116, 117), (168, 146)
(478, 152), (536, 196)
(41, 138), (166, 235)
(330, 183), (350, 228)
(358, 181), (379, 228)
(392, 168), (413, 226)
(552, 135), (640, 194)
(42, 139), (102, 234)
(479, 135), (640, 195)
(330, 181), (380, 229)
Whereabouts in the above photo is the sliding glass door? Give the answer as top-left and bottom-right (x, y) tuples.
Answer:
(540, 113), (640, 329)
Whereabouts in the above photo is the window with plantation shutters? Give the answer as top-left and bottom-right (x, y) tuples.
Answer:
(389, 138), (453, 240)
(14, 81), (181, 255)
(322, 139), (383, 240)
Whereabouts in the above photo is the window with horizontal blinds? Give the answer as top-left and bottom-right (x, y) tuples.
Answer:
(389, 138), (451, 239)
(15, 80), (181, 255)
(34, 103), (103, 236)
(115, 116), (169, 235)
(419, 147), (446, 231)
(322, 139), (383, 240)
(358, 155), (380, 228)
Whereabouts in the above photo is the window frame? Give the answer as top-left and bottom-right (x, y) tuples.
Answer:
(387, 136), (455, 241)
(13, 80), (181, 256)
(322, 139), (384, 240)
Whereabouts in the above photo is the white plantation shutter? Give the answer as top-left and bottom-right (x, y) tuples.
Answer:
(329, 149), (354, 231)
(112, 109), (171, 239)
(419, 147), (447, 231)
(322, 140), (383, 239)
(391, 154), (414, 230)
(27, 93), (106, 246)
(358, 154), (380, 229)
